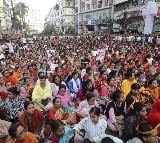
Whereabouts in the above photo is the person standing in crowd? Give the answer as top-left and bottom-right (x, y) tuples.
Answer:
(121, 70), (137, 99)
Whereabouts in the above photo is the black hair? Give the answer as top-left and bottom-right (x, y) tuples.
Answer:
(82, 79), (94, 95)
(133, 102), (145, 113)
(86, 67), (92, 74)
(131, 83), (140, 90)
(111, 89), (122, 101)
(89, 106), (101, 116)
(8, 123), (23, 138)
(109, 70), (117, 77)
(148, 79), (157, 87)
(99, 70), (106, 76)
(138, 123), (153, 136)
(101, 137), (115, 143)
(52, 97), (61, 104)
(50, 119), (64, 132)
(83, 138), (92, 143)
(23, 77), (31, 83)
(39, 138), (51, 143)
(38, 72), (44, 78)
(4, 81), (12, 86)
(24, 101), (34, 110)
(8, 87), (18, 95)
(59, 84), (66, 90)
(39, 75), (47, 80)
(52, 75), (61, 84)
(107, 76), (116, 84)
(71, 71), (78, 78)
(86, 92), (95, 101)
(126, 69), (134, 79)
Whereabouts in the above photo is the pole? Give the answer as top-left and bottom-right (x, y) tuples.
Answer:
(78, 0), (80, 34)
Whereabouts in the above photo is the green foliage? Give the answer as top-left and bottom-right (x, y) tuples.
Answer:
(104, 17), (114, 33)
(14, 2), (29, 19)
(43, 23), (56, 34)
(66, 26), (75, 34)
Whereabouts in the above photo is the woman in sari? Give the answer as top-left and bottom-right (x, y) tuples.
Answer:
(146, 79), (160, 100)
(8, 123), (38, 143)
(20, 77), (34, 99)
(44, 97), (76, 136)
(49, 120), (74, 143)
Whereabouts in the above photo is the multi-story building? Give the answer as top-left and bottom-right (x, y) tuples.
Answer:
(113, 0), (160, 32)
(12, 0), (20, 7)
(75, 0), (113, 34)
(45, 0), (75, 34)
(0, 0), (12, 33)
(25, 9), (45, 32)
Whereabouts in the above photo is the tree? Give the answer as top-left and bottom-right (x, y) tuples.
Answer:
(43, 23), (56, 35)
(104, 17), (114, 33)
(13, 2), (29, 29)
(65, 26), (75, 34)
(14, 2), (29, 20)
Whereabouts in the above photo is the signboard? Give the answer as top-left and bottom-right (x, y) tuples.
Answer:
(114, 0), (129, 5)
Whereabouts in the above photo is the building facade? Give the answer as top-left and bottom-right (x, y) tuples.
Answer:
(25, 9), (45, 32)
(75, 0), (113, 34)
(0, 0), (12, 33)
(45, 0), (75, 34)
(113, 0), (160, 32)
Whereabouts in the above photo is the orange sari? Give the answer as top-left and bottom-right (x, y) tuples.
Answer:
(8, 132), (38, 143)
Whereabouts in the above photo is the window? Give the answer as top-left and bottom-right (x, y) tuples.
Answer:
(68, 2), (71, 6)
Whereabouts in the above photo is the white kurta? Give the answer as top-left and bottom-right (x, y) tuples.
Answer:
(142, 0), (158, 34)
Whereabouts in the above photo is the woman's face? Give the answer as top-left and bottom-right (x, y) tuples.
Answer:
(73, 73), (78, 79)
(8, 92), (15, 99)
(5, 82), (13, 89)
(59, 88), (66, 95)
(87, 97), (95, 105)
(101, 72), (107, 80)
(87, 82), (93, 90)
(54, 98), (62, 108)
(15, 126), (26, 142)
(151, 80), (158, 88)
(116, 93), (124, 103)
(26, 103), (34, 115)
(109, 77), (116, 86)
(139, 107), (147, 118)
(90, 112), (99, 124)
(54, 124), (65, 138)
(54, 76), (61, 84)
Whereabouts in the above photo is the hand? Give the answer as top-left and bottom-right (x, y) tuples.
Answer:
(39, 130), (44, 138)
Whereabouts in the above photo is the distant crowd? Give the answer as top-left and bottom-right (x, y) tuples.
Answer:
(0, 32), (159, 143)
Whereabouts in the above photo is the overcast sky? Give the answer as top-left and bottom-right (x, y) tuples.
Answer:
(21, 0), (58, 15)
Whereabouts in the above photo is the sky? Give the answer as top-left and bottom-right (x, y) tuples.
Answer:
(21, 0), (58, 15)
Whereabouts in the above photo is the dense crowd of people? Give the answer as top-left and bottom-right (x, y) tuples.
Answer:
(0, 32), (159, 143)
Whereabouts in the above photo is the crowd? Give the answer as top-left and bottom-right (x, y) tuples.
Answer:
(0, 32), (160, 143)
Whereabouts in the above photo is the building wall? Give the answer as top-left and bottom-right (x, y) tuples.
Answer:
(113, 0), (160, 32)
(76, 0), (112, 34)
(25, 9), (45, 32)
(45, 0), (75, 33)
(0, 0), (12, 31)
